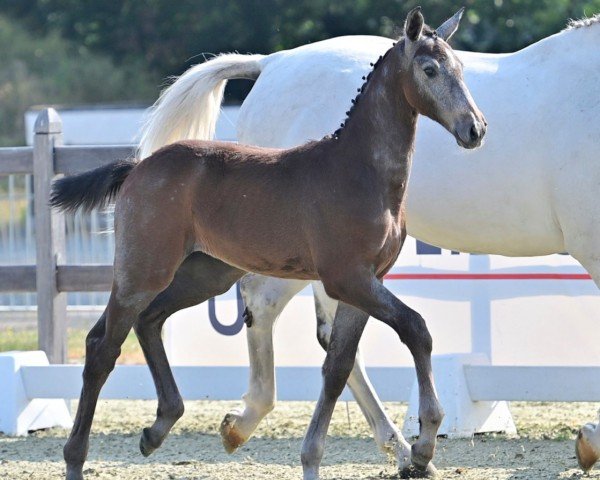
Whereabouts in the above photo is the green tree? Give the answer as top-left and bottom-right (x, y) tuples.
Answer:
(0, 0), (598, 144)
(3, 0), (599, 78)
(0, 14), (157, 145)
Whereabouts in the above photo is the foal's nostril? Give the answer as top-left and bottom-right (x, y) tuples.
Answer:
(469, 124), (479, 142)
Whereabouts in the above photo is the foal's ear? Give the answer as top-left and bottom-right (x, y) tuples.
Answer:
(436, 7), (465, 42)
(405, 6), (424, 42)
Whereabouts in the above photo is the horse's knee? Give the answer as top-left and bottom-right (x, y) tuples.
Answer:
(394, 310), (432, 355)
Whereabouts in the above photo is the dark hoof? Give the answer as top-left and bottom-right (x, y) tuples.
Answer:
(65, 464), (84, 480)
(400, 463), (439, 479)
(139, 427), (159, 457)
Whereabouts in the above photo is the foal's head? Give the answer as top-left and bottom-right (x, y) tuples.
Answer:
(398, 7), (486, 149)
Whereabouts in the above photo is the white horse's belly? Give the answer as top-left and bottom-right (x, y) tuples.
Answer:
(407, 57), (566, 257)
(406, 118), (564, 255)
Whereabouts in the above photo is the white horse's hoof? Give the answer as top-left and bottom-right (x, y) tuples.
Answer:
(576, 423), (600, 473)
(220, 412), (247, 453)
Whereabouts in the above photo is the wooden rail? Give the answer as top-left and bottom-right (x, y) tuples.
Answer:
(0, 147), (33, 174)
(0, 109), (134, 363)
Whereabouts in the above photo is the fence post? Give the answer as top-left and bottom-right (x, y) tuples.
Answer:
(33, 108), (67, 364)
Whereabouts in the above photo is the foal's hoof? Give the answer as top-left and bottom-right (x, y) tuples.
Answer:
(220, 412), (246, 454)
(576, 424), (600, 472)
(139, 427), (159, 457)
(400, 462), (439, 479)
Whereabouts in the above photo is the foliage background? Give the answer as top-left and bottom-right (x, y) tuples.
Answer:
(0, 0), (599, 145)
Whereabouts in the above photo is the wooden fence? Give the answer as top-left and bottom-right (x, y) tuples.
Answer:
(0, 108), (133, 363)
(2, 110), (600, 439)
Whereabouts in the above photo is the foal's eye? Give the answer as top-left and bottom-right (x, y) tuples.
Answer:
(423, 66), (437, 77)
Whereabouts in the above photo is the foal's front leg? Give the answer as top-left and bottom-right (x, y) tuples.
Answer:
(301, 302), (370, 480)
(312, 282), (414, 471)
(136, 252), (244, 456)
(304, 275), (443, 479)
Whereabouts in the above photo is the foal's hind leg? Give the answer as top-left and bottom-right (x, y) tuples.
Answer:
(64, 283), (175, 480)
(136, 252), (244, 457)
(312, 282), (414, 471)
(63, 192), (192, 479)
(220, 274), (309, 453)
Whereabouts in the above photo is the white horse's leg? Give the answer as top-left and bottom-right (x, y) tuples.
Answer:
(312, 281), (413, 470)
(561, 214), (600, 471)
(570, 251), (600, 471)
(220, 274), (309, 453)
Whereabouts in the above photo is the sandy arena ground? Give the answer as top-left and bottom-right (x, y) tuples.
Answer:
(1, 400), (600, 479)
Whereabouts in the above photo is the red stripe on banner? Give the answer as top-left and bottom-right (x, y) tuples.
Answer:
(383, 273), (592, 280)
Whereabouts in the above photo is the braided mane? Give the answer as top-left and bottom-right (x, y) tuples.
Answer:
(329, 45), (394, 140)
(329, 27), (438, 140)
(325, 25), (437, 139)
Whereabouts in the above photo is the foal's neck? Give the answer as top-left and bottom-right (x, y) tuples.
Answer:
(331, 44), (418, 185)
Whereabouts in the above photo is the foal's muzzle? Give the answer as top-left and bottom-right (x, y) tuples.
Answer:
(455, 115), (487, 149)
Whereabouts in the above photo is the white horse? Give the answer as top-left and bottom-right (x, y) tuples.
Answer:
(138, 14), (600, 472)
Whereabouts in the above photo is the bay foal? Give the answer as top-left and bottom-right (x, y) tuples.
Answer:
(52, 8), (485, 480)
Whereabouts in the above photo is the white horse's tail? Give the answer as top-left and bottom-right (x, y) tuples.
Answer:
(137, 53), (265, 159)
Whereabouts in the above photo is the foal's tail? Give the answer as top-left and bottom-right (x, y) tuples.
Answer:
(50, 161), (136, 213)
(137, 53), (264, 159)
